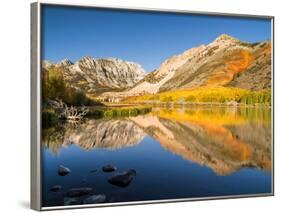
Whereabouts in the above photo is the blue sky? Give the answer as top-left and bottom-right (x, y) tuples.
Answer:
(42, 5), (271, 72)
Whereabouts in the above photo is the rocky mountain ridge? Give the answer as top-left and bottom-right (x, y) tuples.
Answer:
(43, 34), (271, 99)
(43, 56), (146, 95)
(101, 34), (271, 99)
(159, 34), (271, 92)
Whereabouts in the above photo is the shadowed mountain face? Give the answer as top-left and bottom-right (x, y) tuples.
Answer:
(226, 42), (271, 90)
(43, 107), (271, 176)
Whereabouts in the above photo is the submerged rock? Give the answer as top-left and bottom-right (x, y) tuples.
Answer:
(102, 165), (117, 172)
(108, 169), (136, 187)
(58, 165), (71, 176)
(83, 194), (106, 204)
(50, 185), (62, 192)
(64, 197), (81, 205)
(65, 187), (93, 197)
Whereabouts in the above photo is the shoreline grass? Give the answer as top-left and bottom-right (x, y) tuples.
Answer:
(87, 106), (152, 119)
(42, 106), (152, 128)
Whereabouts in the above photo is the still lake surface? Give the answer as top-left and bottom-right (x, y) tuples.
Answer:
(42, 106), (272, 207)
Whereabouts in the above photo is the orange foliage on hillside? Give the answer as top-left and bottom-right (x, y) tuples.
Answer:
(205, 49), (253, 86)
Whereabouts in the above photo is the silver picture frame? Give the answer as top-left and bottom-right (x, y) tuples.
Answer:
(31, 1), (274, 211)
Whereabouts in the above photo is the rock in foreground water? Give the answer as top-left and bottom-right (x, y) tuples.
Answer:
(83, 194), (106, 204)
(50, 185), (62, 192)
(64, 197), (81, 205)
(102, 165), (117, 172)
(58, 165), (71, 176)
(66, 187), (93, 197)
(108, 169), (136, 187)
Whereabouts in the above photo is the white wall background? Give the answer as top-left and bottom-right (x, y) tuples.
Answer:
(0, 0), (279, 212)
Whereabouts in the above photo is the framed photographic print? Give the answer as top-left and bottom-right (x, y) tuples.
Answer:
(31, 1), (274, 211)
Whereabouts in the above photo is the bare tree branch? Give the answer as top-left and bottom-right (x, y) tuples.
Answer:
(48, 99), (88, 121)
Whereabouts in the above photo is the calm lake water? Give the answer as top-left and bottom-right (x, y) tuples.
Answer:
(42, 106), (272, 207)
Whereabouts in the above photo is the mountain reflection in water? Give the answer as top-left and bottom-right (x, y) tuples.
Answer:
(43, 119), (145, 153)
(42, 106), (271, 176)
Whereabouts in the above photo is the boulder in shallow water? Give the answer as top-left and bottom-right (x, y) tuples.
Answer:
(66, 187), (93, 197)
(102, 165), (117, 172)
(50, 185), (62, 192)
(83, 194), (106, 204)
(58, 165), (71, 176)
(108, 169), (136, 187)
(64, 197), (81, 205)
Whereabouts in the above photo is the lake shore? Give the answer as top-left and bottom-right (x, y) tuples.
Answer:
(119, 101), (271, 108)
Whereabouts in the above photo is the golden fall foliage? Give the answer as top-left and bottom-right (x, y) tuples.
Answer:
(126, 86), (271, 105)
(205, 49), (253, 86)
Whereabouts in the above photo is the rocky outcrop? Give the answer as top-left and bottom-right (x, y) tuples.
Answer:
(108, 169), (136, 187)
(65, 187), (93, 197)
(43, 56), (146, 95)
(83, 194), (106, 204)
(58, 165), (71, 176)
(128, 45), (206, 94)
(102, 165), (117, 172)
(50, 185), (62, 192)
